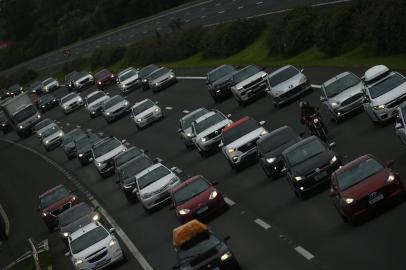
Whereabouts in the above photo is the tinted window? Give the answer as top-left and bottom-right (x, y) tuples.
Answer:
(39, 95), (54, 104)
(208, 65), (235, 83)
(119, 157), (153, 182)
(95, 70), (110, 80)
(14, 105), (37, 123)
(138, 166), (171, 190)
(139, 64), (159, 78)
(132, 100), (155, 115)
(119, 70), (137, 81)
(177, 234), (221, 265)
(31, 81), (42, 89)
(70, 226), (108, 254)
(233, 66), (261, 83)
(86, 92), (105, 105)
(40, 186), (70, 208)
(324, 73), (360, 98)
(285, 139), (326, 166)
(76, 134), (99, 150)
(269, 66), (299, 87)
(42, 125), (60, 138)
(173, 178), (209, 204)
(103, 96), (124, 109)
(180, 109), (209, 130)
(0, 111), (7, 121)
(59, 204), (91, 227)
(92, 138), (121, 158)
(42, 78), (55, 85)
(9, 84), (21, 91)
(65, 71), (78, 82)
(61, 93), (77, 103)
(63, 129), (83, 144)
(115, 147), (142, 167)
(35, 119), (53, 130)
(258, 129), (296, 153)
(194, 113), (226, 134)
(150, 68), (170, 80)
(369, 73), (406, 99)
(222, 119), (259, 145)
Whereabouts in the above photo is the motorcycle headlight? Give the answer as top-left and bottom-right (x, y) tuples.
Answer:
(387, 173), (396, 183)
(266, 157), (276, 164)
(313, 118), (319, 124)
(92, 213), (100, 221)
(294, 176), (303, 181)
(209, 190), (218, 200)
(330, 156), (337, 164)
(343, 197), (354, 204)
(374, 104), (385, 110)
(178, 209), (190, 215)
(74, 259), (83, 266)
(227, 148), (236, 153)
(220, 252), (232, 261)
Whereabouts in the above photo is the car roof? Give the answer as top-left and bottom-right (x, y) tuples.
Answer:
(171, 175), (207, 193)
(118, 67), (137, 76)
(222, 116), (251, 133)
(39, 184), (65, 198)
(180, 108), (208, 121)
(136, 163), (166, 178)
(194, 111), (217, 124)
(70, 221), (100, 240)
(132, 98), (153, 107)
(207, 64), (235, 75)
(323, 71), (356, 87)
(364, 65), (390, 83)
(269, 65), (296, 77)
(257, 125), (296, 145)
(86, 90), (103, 98)
(333, 154), (375, 175)
(283, 136), (321, 154)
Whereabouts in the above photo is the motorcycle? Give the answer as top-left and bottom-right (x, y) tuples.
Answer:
(308, 113), (327, 141)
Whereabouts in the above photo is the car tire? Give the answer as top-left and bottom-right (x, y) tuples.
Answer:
(143, 205), (152, 214)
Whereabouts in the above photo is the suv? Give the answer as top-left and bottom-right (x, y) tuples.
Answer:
(230, 65), (269, 105)
(72, 70), (95, 91)
(75, 133), (101, 166)
(94, 69), (116, 89)
(62, 128), (85, 159)
(91, 136), (127, 178)
(85, 90), (110, 118)
(192, 110), (233, 157)
(139, 64), (159, 89)
(362, 65), (406, 124)
(38, 184), (79, 231)
(220, 116), (268, 170)
(41, 77), (59, 93)
(118, 67), (140, 93)
(60, 93), (84, 115)
(148, 67), (177, 92)
(206, 64), (237, 102)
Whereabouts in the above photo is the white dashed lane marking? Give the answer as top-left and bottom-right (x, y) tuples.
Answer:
(178, 76), (206, 80)
(254, 218), (271, 230)
(256, 1), (264, 4)
(182, 110), (190, 114)
(224, 197), (236, 206)
(165, 107), (173, 110)
(294, 246), (315, 260)
(238, 6), (244, 9)
(311, 84), (321, 89)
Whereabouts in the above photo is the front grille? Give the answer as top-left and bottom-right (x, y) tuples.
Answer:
(279, 84), (306, 99)
(86, 248), (105, 259)
(68, 102), (78, 109)
(356, 186), (389, 209)
(144, 113), (153, 119)
(387, 94), (406, 109)
(341, 93), (363, 107)
(154, 193), (170, 204)
(159, 78), (169, 84)
(206, 127), (223, 140)
(243, 78), (262, 90)
(49, 137), (61, 144)
(87, 250), (108, 263)
(152, 183), (171, 195)
(51, 203), (71, 216)
(304, 162), (330, 178)
(238, 139), (258, 153)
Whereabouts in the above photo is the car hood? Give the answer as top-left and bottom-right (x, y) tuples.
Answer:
(43, 195), (75, 213)
(326, 83), (364, 103)
(175, 187), (214, 211)
(95, 145), (126, 163)
(270, 73), (304, 94)
(341, 169), (390, 199)
(43, 130), (63, 142)
(151, 73), (172, 84)
(64, 142), (75, 151)
(226, 128), (265, 149)
(88, 96), (109, 109)
(134, 106), (159, 118)
(72, 235), (111, 259)
(290, 151), (333, 176)
(60, 215), (92, 234)
(104, 101), (128, 113)
(370, 82), (406, 105)
(62, 97), (81, 106)
(196, 119), (232, 139)
(139, 173), (175, 194)
(211, 74), (233, 87)
(44, 81), (58, 87)
(234, 71), (267, 89)
(121, 76), (138, 85)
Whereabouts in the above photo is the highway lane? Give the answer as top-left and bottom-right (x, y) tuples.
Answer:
(2, 65), (406, 270)
(3, 0), (351, 73)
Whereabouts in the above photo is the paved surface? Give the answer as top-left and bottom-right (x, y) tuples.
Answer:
(3, 0), (352, 74)
(0, 65), (406, 270)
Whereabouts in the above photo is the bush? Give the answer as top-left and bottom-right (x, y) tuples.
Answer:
(89, 47), (127, 70)
(62, 58), (89, 74)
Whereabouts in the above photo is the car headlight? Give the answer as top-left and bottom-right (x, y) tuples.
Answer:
(137, 118), (142, 122)
(374, 104), (385, 110)
(96, 162), (103, 167)
(45, 140), (50, 144)
(260, 130), (268, 136)
(52, 99), (57, 102)
(92, 213), (100, 221)
(170, 177), (179, 185)
(170, 74), (174, 78)
(141, 193), (153, 199)
(299, 76), (307, 84)
(63, 232), (69, 237)
(266, 157), (276, 164)
(343, 197), (354, 204)
(209, 190), (218, 200)
(78, 98), (83, 102)
(111, 74), (115, 78)
(330, 156), (337, 164)
(294, 176), (303, 181)
(59, 132), (64, 136)
(63, 105), (68, 109)
(155, 83), (159, 86)
(186, 132), (193, 137)
(74, 259), (83, 266)
(236, 86), (243, 91)
(106, 112), (111, 115)
(200, 137), (207, 143)
(178, 209), (190, 215)
(227, 148), (236, 153)
(124, 101), (129, 106)
(72, 196), (77, 201)
(109, 239), (117, 246)
(78, 153), (83, 157)
(331, 102), (339, 108)
(42, 212), (47, 217)
(98, 81), (102, 85)
(154, 108), (160, 113)
(220, 252), (232, 261)
(142, 79), (147, 83)
(19, 125), (23, 129)
(37, 114), (41, 119)
(387, 173), (396, 183)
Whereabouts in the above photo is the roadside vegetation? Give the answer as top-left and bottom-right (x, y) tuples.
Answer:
(8, 250), (51, 270)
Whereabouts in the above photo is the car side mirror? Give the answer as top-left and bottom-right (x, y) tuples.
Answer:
(171, 167), (178, 172)
(212, 181), (219, 186)
(154, 157), (163, 163)
(224, 235), (231, 243)
(281, 168), (288, 174)
(227, 114), (232, 118)
(300, 68), (304, 73)
(109, 228), (116, 233)
(386, 160), (395, 168)
(218, 142), (224, 148)
(320, 96), (327, 102)
(121, 139), (127, 144)
(155, 101), (159, 105)
(259, 120), (266, 126)
(328, 142), (336, 149)
(65, 252), (70, 257)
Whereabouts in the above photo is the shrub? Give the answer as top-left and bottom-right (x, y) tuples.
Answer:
(89, 47), (127, 70)
(62, 58), (89, 74)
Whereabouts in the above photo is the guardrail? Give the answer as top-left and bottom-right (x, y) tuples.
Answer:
(28, 238), (41, 270)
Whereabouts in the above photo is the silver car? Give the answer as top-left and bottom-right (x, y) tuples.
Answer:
(148, 67), (177, 92)
(41, 123), (64, 151)
(395, 102), (406, 145)
(85, 90), (110, 118)
(192, 110), (233, 157)
(118, 67), (140, 93)
(133, 163), (180, 212)
(41, 77), (59, 93)
(73, 70), (94, 91)
(362, 65), (406, 124)
(35, 118), (55, 138)
(130, 99), (162, 129)
(267, 65), (311, 108)
(101, 95), (130, 123)
(92, 136), (127, 178)
(178, 108), (210, 149)
(60, 93), (84, 114)
(320, 72), (364, 121)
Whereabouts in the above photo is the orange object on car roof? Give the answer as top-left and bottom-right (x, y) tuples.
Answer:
(173, 219), (208, 247)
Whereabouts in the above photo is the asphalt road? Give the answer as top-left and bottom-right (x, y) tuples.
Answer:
(3, 0), (351, 74)
(1, 65), (406, 270)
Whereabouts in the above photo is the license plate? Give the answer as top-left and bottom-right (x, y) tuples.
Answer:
(314, 171), (328, 181)
(197, 206), (209, 214)
(368, 193), (384, 205)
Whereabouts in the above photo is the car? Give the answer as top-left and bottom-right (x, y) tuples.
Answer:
(0, 110), (10, 134)
(395, 102), (406, 145)
(330, 155), (404, 224)
(34, 118), (55, 138)
(267, 65), (311, 108)
(116, 155), (155, 203)
(65, 71), (79, 91)
(117, 67), (140, 93)
(113, 146), (146, 174)
(72, 70), (95, 91)
(170, 175), (226, 224)
(178, 108), (210, 149)
(75, 132), (101, 166)
(148, 67), (177, 92)
(94, 69), (116, 89)
(282, 136), (341, 199)
(206, 64), (237, 102)
(362, 65), (406, 124)
(41, 77), (60, 93)
(230, 65), (269, 105)
(41, 123), (64, 151)
(0, 88), (8, 100)
(192, 110), (233, 157)
(139, 64), (159, 90)
(257, 126), (301, 178)
(7, 84), (24, 97)
(134, 163), (181, 212)
(220, 116), (268, 170)
(172, 220), (240, 270)
(66, 221), (125, 270)
(129, 98), (162, 129)
(84, 90), (110, 118)
(91, 136), (127, 178)
(60, 93), (84, 114)
(30, 81), (43, 95)
(320, 71), (364, 121)
(101, 95), (130, 123)
(62, 128), (85, 159)
(38, 94), (59, 112)
(57, 202), (100, 244)
(38, 184), (78, 231)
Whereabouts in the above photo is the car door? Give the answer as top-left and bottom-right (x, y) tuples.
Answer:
(362, 88), (377, 121)
(395, 107), (406, 145)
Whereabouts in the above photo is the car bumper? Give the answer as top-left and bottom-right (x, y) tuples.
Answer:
(196, 135), (222, 152)
(236, 81), (268, 102)
(64, 102), (84, 113)
(75, 246), (124, 270)
(78, 152), (93, 165)
(44, 138), (63, 150)
(261, 158), (285, 175)
(104, 106), (130, 121)
(330, 99), (364, 118)
(120, 81), (141, 93)
(177, 196), (227, 223)
(228, 147), (258, 165)
(270, 83), (311, 105)
(133, 111), (163, 127)
(371, 107), (399, 122)
(76, 80), (94, 90)
(209, 85), (231, 98)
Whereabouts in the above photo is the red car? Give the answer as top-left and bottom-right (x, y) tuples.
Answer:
(330, 155), (404, 224)
(170, 175), (227, 223)
(38, 184), (79, 231)
(94, 69), (116, 89)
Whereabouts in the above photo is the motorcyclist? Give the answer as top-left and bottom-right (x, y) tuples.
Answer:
(299, 101), (320, 126)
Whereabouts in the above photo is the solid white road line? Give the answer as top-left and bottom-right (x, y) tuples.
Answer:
(0, 204), (10, 237)
(312, 0), (353, 7)
(254, 218), (271, 230)
(224, 197), (236, 206)
(294, 246), (315, 260)
(165, 106), (174, 110)
(178, 76), (206, 80)
(311, 84), (321, 89)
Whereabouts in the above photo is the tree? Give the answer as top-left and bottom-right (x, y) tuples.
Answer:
(0, 0), (37, 40)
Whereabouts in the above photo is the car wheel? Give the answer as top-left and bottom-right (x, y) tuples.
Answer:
(198, 148), (208, 158)
(143, 205), (152, 214)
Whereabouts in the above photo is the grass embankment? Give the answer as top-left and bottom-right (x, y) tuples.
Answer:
(9, 250), (52, 270)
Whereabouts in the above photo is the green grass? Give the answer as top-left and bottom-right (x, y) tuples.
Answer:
(10, 251), (52, 270)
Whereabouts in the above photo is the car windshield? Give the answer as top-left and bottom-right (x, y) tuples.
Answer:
(74, 71), (89, 79)
(369, 73), (406, 99)
(222, 119), (259, 145)
(269, 66), (299, 87)
(40, 186), (70, 208)
(173, 178), (209, 204)
(119, 70), (137, 81)
(132, 100), (155, 115)
(63, 129), (83, 144)
(76, 134), (98, 150)
(31, 81), (42, 89)
(95, 70), (110, 80)
(286, 139), (326, 166)
(258, 129), (296, 154)
(14, 105), (37, 123)
(103, 96), (123, 109)
(59, 204), (91, 227)
(115, 148), (142, 167)
(86, 92), (105, 105)
(39, 95), (54, 104)
(35, 119), (53, 131)
(42, 126), (60, 138)
(324, 73), (360, 98)
(150, 68), (169, 80)
(233, 65), (261, 83)
(120, 157), (153, 181)
(139, 64), (159, 78)
(42, 78), (54, 85)
(9, 84), (21, 91)
(70, 226), (108, 254)
(61, 93), (77, 103)
(177, 234), (221, 265)
(194, 113), (226, 134)
(65, 71), (78, 82)
(336, 158), (384, 191)
(180, 109), (209, 130)
(208, 65), (235, 83)
(92, 138), (121, 158)
(138, 166), (170, 190)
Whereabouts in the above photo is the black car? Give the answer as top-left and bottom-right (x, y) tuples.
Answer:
(257, 126), (301, 178)
(206, 64), (237, 102)
(75, 133), (100, 165)
(113, 146), (146, 174)
(7, 84), (24, 97)
(30, 81), (43, 95)
(0, 89), (8, 100)
(0, 110), (10, 134)
(64, 70), (78, 91)
(116, 155), (155, 203)
(38, 94), (59, 112)
(282, 136), (341, 199)
(139, 64), (159, 90)
(62, 128), (85, 159)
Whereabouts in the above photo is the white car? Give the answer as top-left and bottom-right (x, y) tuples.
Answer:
(220, 116), (268, 170)
(73, 70), (95, 91)
(85, 90), (110, 118)
(118, 67), (140, 93)
(192, 110), (233, 157)
(178, 108), (210, 148)
(91, 136), (127, 178)
(66, 221), (125, 270)
(101, 95), (130, 123)
(148, 67), (177, 93)
(60, 93), (84, 114)
(362, 65), (406, 124)
(133, 163), (180, 212)
(130, 99), (163, 129)
(41, 77), (59, 93)
(41, 123), (64, 151)
(34, 118), (55, 138)
(395, 102), (406, 145)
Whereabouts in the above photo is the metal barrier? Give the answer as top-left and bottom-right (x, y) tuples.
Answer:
(28, 238), (42, 270)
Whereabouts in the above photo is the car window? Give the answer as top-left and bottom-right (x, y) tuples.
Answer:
(222, 119), (259, 145)
(103, 96), (123, 109)
(42, 125), (60, 138)
(115, 148), (142, 167)
(208, 65), (235, 83)
(86, 92), (105, 105)
(35, 119), (53, 130)
(59, 204), (92, 227)
(137, 166), (171, 190)
(369, 73), (406, 99)
(323, 73), (360, 98)
(76, 134), (98, 149)
(173, 177), (209, 204)
(139, 64), (159, 78)
(40, 186), (70, 208)
(285, 139), (326, 166)
(14, 106), (37, 123)
(132, 100), (155, 115)
(258, 129), (296, 153)
(119, 70), (137, 81)
(150, 68), (169, 80)
(70, 226), (109, 254)
(42, 78), (54, 85)
(177, 234), (221, 265)
(269, 66), (299, 87)
(63, 129), (83, 144)
(92, 138), (121, 158)
(120, 157), (153, 182)
(180, 109), (209, 130)
(194, 113), (226, 134)
(233, 66), (261, 84)
(61, 93), (77, 103)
